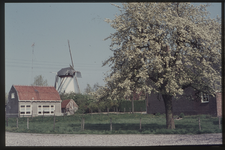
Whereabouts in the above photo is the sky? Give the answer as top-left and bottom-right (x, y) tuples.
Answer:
(5, 2), (221, 94)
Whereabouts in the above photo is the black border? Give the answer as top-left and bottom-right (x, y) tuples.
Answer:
(1, 0), (224, 149)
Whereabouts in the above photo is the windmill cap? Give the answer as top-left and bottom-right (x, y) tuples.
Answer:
(57, 67), (75, 77)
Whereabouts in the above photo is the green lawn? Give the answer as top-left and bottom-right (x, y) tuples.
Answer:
(5, 113), (222, 134)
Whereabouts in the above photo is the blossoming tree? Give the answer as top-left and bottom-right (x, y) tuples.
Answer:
(95, 3), (221, 129)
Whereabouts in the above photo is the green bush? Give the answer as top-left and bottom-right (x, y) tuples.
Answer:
(179, 113), (184, 118)
(87, 102), (98, 112)
(118, 100), (146, 112)
(155, 112), (160, 116)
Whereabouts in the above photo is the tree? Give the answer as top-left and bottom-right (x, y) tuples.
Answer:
(97, 3), (221, 129)
(84, 84), (93, 94)
(84, 83), (101, 94)
(31, 75), (48, 86)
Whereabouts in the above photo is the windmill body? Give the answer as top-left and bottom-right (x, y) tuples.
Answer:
(54, 41), (82, 94)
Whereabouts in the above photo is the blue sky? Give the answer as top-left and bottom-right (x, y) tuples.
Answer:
(5, 2), (221, 93)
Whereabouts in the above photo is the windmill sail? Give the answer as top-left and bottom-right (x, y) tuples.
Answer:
(53, 40), (82, 94)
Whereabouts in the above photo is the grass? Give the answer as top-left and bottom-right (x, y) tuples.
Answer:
(5, 113), (222, 134)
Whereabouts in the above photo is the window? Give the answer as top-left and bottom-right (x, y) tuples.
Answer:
(51, 105), (55, 113)
(11, 93), (15, 99)
(38, 105), (43, 115)
(43, 105), (50, 114)
(201, 92), (209, 103)
(20, 105), (32, 115)
(37, 105), (55, 115)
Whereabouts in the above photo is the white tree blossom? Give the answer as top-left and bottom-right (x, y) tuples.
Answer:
(95, 3), (221, 129)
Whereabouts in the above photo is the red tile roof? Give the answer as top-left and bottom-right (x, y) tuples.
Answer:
(13, 85), (61, 101)
(61, 99), (71, 108)
(61, 99), (78, 108)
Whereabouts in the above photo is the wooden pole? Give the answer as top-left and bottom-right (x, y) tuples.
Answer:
(53, 113), (55, 130)
(16, 118), (18, 128)
(32, 110), (33, 119)
(110, 118), (112, 131)
(116, 107), (118, 115)
(219, 116), (221, 129)
(132, 97), (134, 114)
(27, 117), (29, 129)
(83, 118), (85, 130)
(81, 117), (83, 130)
(198, 117), (201, 131)
(140, 118), (141, 130)
(107, 107), (109, 115)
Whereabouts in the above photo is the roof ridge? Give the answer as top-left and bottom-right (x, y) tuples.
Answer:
(13, 85), (61, 101)
(14, 85), (54, 87)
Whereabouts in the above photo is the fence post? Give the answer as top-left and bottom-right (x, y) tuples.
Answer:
(198, 117), (201, 131)
(141, 107), (142, 112)
(140, 118), (142, 130)
(53, 113), (55, 130)
(16, 118), (18, 128)
(83, 118), (85, 130)
(114, 107), (115, 113)
(124, 108), (125, 113)
(110, 118), (112, 131)
(130, 108), (131, 114)
(81, 117), (83, 130)
(116, 107), (118, 115)
(27, 117), (29, 129)
(107, 107), (109, 115)
(32, 110), (33, 119)
(219, 116), (221, 129)
(91, 109), (92, 115)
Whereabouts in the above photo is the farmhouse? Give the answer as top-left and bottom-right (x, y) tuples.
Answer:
(6, 85), (62, 117)
(147, 87), (222, 117)
(61, 99), (78, 115)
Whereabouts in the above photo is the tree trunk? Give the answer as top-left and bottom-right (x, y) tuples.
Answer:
(162, 94), (175, 129)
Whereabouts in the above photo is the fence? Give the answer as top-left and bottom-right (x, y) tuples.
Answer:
(5, 114), (222, 134)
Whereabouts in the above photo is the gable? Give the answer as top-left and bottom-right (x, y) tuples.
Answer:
(61, 99), (70, 108)
(61, 99), (78, 108)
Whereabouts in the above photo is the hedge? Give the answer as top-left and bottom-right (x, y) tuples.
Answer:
(118, 100), (146, 112)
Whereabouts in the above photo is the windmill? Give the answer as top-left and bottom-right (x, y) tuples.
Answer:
(54, 40), (82, 94)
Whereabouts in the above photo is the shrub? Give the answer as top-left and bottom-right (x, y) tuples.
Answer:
(179, 113), (184, 118)
(118, 100), (146, 112)
(87, 102), (98, 112)
(155, 112), (160, 116)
